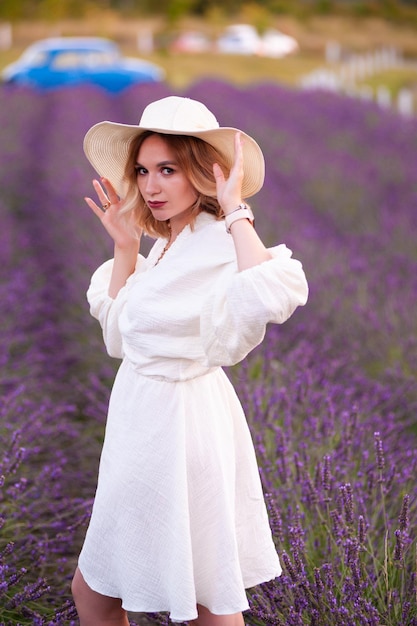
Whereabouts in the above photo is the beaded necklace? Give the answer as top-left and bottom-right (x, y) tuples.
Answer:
(155, 223), (187, 265)
(155, 239), (171, 265)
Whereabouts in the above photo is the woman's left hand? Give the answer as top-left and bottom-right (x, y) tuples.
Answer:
(213, 132), (244, 215)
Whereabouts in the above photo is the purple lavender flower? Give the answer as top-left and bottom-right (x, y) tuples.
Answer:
(0, 79), (416, 625)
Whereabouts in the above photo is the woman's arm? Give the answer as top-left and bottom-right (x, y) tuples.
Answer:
(107, 243), (140, 299)
(213, 133), (272, 272)
(85, 178), (141, 298)
(226, 215), (272, 271)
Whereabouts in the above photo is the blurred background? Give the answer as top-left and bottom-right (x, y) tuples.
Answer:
(1, 0), (417, 111)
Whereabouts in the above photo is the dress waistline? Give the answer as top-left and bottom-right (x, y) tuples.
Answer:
(123, 358), (220, 383)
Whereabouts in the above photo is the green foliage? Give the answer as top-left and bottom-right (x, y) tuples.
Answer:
(0, 0), (22, 20)
(316, 0), (335, 14)
(1, 0), (417, 21)
(0, 0), (85, 21)
(240, 3), (271, 33)
(166, 0), (199, 24)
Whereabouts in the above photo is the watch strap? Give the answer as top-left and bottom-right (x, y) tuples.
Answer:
(225, 204), (254, 233)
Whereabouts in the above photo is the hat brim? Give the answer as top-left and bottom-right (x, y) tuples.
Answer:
(83, 121), (265, 199)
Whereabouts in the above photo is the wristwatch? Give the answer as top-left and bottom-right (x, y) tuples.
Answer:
(225, 203), (255, 233)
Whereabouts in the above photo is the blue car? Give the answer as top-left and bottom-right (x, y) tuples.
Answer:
(1, 37), (165, 92)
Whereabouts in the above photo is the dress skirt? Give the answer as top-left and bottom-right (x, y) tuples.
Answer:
(78, 360), (281, 622)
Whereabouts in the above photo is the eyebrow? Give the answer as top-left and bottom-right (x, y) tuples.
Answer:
(135, 160), (178, 167)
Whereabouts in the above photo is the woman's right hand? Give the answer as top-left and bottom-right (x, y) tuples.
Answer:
(85, 177), (142, 250)
(86, 178), (142, 298)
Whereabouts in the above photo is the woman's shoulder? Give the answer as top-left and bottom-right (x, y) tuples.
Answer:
(185, 212), (235, 266)
(194, 211), (228, 240)
(195, 210), (223, 229)
(193, 211), (232, 246)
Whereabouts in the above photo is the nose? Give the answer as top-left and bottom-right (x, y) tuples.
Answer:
(144, 173), (161, 196)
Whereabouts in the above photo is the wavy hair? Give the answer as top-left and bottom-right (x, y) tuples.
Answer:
(120, 131), (231, 239)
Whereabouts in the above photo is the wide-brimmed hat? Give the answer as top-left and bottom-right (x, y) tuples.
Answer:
(83, 95), (265, 198)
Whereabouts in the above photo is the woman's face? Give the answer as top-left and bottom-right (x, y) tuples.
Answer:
(135, 134), (198, 232)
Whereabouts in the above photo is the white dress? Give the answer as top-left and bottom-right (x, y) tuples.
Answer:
(78, 211), (308, 623)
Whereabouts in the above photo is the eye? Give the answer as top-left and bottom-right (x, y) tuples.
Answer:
(134, 165), (147, 176)
(161, 167), (175, 175)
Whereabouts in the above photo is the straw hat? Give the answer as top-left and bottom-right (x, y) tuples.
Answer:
(83, 96), (265, 198)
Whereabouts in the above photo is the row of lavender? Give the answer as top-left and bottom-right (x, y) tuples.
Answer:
(0, 80), (416, 625)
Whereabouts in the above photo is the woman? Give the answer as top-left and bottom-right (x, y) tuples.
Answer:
(72, 96), (308, 626)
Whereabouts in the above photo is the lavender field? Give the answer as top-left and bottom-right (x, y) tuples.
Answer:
(0, 79), (416, 625)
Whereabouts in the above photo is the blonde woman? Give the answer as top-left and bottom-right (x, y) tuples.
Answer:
(72, 96), (308, 626)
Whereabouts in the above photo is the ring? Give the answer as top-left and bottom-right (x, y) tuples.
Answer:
(101, 201), (111, 212)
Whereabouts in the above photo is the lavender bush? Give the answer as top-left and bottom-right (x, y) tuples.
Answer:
(0, 79), (416, 625)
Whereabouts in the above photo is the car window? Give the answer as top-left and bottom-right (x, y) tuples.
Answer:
(24, 50), (49, 67)
(51, 51), (117, 69)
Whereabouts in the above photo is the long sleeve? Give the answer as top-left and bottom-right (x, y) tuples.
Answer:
(86, 256), (146, 358)
(200, 244), (308, 367)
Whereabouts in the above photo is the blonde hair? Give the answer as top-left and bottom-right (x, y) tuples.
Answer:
(121, 131), (231, 238)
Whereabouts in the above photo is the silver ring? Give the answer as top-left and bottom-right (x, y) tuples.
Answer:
(101, 201), (111, 212)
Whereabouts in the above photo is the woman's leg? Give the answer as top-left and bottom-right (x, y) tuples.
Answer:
(71, 567), (130, 626)
(189, 604), (245, 626)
